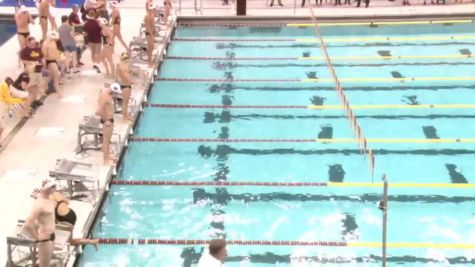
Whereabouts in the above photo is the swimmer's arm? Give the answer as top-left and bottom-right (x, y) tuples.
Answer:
(24, 205), (41, 241)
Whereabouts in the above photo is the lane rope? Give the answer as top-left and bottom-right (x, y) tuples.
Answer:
(111, 180), (475, 188)
(128, 137), (475, 144)
(144, 103), (475, 110)
(97, 238), (475, 249)
(177, 20), (473, 27)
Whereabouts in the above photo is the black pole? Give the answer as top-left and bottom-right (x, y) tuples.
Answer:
(381, 174), (388, 267)
(237, 0), (246, 15)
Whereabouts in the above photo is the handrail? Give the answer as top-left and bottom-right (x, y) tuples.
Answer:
(307, 6), (376, 178)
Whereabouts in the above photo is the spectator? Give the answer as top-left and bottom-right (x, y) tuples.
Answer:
(164, 0), (172, 27)
(58, 15), (78, 74)
(83, 10), (102, 73)
(15, 5), (34, 66)
(20, 37), (45, 97)
(0, 77), (26, 107)
(42, 32), (62, 98)
(99, 18), (114, 77)
(110, 1), (128, 51)
(402, 0), (410, 5)
(69, 4), (85, 67)
(197, 239), (227, 267)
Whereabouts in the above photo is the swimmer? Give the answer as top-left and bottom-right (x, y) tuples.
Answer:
(24, 179), (57, 267)
(117, 52), (133, 122)
(42, 32), (62, 98)
(96, 84), (119, 165)
(144, 3), (156, 68)
(15, 5), (34, 66)
(110, 1), (128, 51)
(197, 239), (227, 267)
(99, 18), (114, 77)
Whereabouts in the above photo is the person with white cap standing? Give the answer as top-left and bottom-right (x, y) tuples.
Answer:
(14, 5), (34, 66)
(96, 83), (120, 165)
(144, 3), (156, 68)
(42, 31), (62, 98)
(24, 179), (57, 267)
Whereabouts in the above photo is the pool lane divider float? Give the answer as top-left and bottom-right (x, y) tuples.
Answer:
(156, 77), (475, 83)
(173, 35), (475, 43)
(111, 180), (475, 188)
(97, 238), (475, 249)
(178, 20), (473, 27)
(167, 54), (473, 61)
(144, 103), (475, 110)
(129, 137), (475, 144)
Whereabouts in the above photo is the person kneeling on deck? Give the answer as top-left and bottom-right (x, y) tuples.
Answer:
(24, 179), (57, 267)
(96, 83), (120, 165)
(0, 77), (28, 117)
(198, 239), (227, 267)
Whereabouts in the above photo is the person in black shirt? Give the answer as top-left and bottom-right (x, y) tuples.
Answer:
(10, 71), (35, 117)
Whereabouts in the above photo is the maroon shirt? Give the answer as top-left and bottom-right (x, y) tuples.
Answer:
(69, 12), (81, 25)
(83, 19), (102, 44)
(20, 47), (44, 73)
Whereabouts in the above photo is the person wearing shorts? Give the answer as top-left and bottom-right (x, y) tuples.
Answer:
(20, 37), (43, 102)
(58, 15), (78, 74)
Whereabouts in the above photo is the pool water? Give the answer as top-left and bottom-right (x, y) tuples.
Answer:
(78, 20), (475, 266)
(0, 19), (16, 46)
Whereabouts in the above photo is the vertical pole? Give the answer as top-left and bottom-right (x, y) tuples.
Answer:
(382, 174), (388, 267)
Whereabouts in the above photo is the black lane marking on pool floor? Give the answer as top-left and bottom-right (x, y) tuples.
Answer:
(197, 145), (475, 157)
(191, 190), (475, 203)
(180, 249), (475, 265)
(205, 84), (475, 93)
(445, 164), (469, 183)
(202, 112), (475, 122)
(422, 126), (440, 139)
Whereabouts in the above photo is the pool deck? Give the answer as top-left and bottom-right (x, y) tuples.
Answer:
(1, 0), (475, 265)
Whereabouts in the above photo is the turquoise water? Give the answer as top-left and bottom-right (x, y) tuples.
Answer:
(0, 20), (16, 46)
(79, 22), (475, 266)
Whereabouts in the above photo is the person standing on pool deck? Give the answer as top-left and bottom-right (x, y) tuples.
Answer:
(96, 84), (119, 165)
(144, 3), (156, 68)
(15, 5), (34, 66)
(110, 1), (128, 51)
(197, 239), (227, 267)
(269, 0), (284, 7)
(117, 52), (133, 122)
(42, 32), (62, 98)
(356, 0), (369, 7)
(24, 179), (56, 267)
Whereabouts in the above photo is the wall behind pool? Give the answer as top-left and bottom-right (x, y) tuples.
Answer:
(0, 0), (84, 9)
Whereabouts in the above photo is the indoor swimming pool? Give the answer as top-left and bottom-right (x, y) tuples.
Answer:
(78, 19), (475, 266)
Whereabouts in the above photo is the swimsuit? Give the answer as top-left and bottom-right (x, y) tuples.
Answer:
(40, 16), (48, 20)
(17, 32), (30, 38)
(46, 59), (57, 66)
(55, 201), (77, 226)
(36, 233), (55, 243)
(120, 85), (131, 90)
(100, 118), (114, 124)
(113, 17), (120, 25)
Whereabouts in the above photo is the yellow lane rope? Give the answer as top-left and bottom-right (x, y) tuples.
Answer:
(315, 138), (475, 143)
(296, 35), (475, 43)
(327, 182), (475, 188)
(298, 54), (472, 61)
(288, 20), (472, 27)
(303, 77), (475, 83)
(307, 104), (475, 109)
(347, 242), (475, 249)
